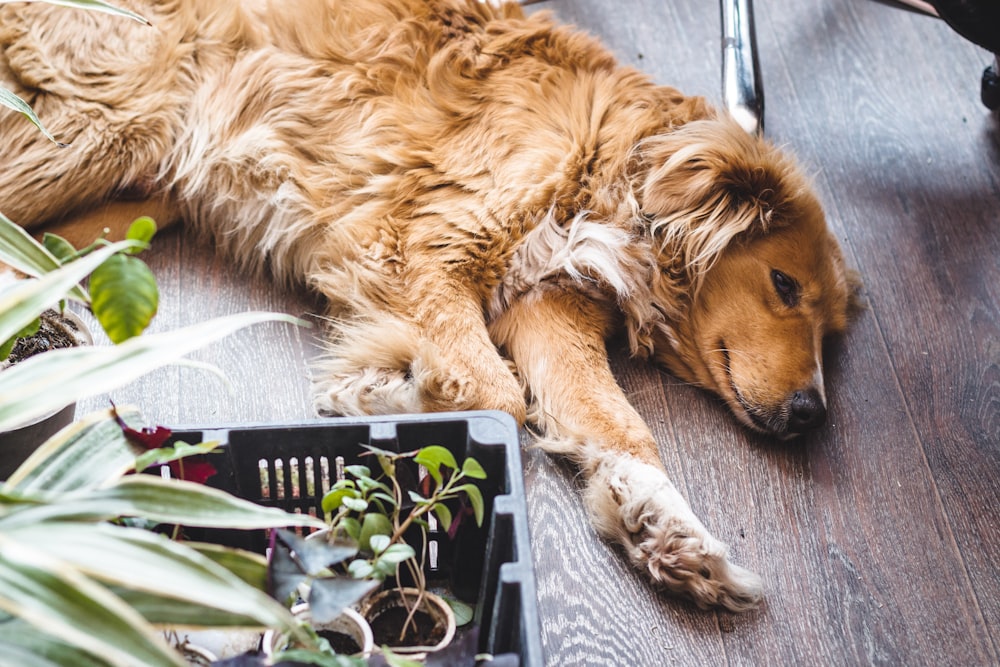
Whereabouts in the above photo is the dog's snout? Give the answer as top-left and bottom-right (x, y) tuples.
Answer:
(787, 388), (826, 432)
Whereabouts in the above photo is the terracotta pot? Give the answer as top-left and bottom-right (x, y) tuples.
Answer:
(0, 310), (92, 479)
(360, 587), (456, 658)
(263, 603), (374, 658)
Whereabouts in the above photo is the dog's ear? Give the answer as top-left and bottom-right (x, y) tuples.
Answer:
(636, 117), (815, 281)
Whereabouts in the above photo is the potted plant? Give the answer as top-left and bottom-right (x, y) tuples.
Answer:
(331, 445), (485, 655)
(255, 444), (487, 663)
(0, 211), (304, 473)
(0, 213), (160, 472)
(264, 444), (487, 663)
(0, 403), (330, 666)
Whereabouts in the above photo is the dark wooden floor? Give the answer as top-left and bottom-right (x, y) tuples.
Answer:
(76, 0), (1000, 665)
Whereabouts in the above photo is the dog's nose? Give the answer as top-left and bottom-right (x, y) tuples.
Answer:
(787, 388), (827, 431)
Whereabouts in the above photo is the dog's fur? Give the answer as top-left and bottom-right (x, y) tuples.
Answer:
(0, 0), (857, 611)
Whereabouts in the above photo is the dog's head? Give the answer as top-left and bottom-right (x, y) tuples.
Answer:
(636, 118), (858, 439)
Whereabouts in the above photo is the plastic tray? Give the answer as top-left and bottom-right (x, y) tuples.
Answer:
(168, 410), (542, 666)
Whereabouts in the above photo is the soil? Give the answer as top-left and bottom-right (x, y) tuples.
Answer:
(369, 607), (445, 648)
(318, 629), (362, 655)
(2, 309), (85, 369)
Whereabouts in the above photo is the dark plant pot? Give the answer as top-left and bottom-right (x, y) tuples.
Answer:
(0, 310), (92, 479)
(360, 587), (456, 658)
(0, 403), (76, 480)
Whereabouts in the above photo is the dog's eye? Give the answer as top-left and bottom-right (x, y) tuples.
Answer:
(771, 269), (799, 307)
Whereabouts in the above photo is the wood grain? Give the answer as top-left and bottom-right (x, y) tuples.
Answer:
(73, 0), (1000, 664)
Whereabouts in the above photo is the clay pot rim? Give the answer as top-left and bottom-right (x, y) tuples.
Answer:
(359, 586), (457, 655)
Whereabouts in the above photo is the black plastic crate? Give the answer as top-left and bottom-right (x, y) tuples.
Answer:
(168, 410), (542, 667)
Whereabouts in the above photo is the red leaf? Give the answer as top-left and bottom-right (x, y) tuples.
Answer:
(169, 457), (217, 485)
(111, 403), (172, 450)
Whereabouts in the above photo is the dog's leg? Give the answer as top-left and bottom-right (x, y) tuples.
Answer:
(490, 288), (763, 612)
(406, 271), (527, 423)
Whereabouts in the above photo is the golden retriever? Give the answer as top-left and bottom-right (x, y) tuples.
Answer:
(0, 0), (856, 611)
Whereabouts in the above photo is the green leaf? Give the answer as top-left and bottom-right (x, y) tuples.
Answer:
(340, 496), (366, 513)
(369, 492), (397, 512)
(133, 440), (220, 473)
(414, 445), (457, 486)
(343, 464), (371, 480)
(321, 488), (359, 514)
(89, 253), (159, 343)
(456, 484), (485, 527)
(461, 457), (488, 480)
(347, 559), (374, 579)
(373, 558), (398, 578)
(358, 512), (392, 552)
(368, 534), (390, 555)
(0, 311), (304, 432)
(362, 445), (398, 478)
(0, 316), (40, 360)
(335, 517), (361, 542)
(14, 0), (150, 25)
(376, 543), (415, 565)
(445, 597), (475, 627)
(0, 88), (63, 145)
(0, 534), (186, 667)
(433, 502), (453, 532)
(42, 233), (78, 263)
(356, 475), (392, 496)
(0, 240), (134, 354)
(408, 490), (427, 504)
(124, 216), (156, 249)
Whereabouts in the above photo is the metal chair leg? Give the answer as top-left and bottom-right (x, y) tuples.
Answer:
(721, 0), (765, 135)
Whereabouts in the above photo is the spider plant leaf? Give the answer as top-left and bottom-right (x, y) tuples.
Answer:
(0, 88), (62, 145)
(3, 522), (301, 632)
(3, 406), (143, 494)
(41, 233), (78, 263)
(0, 621), (113, 667)
(1, 475), (328, 530)
(0, 0), (150, 25)
(0, 311), (305, 432)
(0, 241), (134, 349)
(0, 212), (64, 279)
(0, 534), (186, 667)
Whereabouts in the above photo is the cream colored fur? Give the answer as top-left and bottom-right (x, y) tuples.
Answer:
(0, 0), (857, 612)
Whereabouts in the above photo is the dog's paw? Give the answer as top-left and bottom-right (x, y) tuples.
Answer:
(582, 452), (763, 612)
(421, 362), (527, 423)
(313, 367), (422, 416)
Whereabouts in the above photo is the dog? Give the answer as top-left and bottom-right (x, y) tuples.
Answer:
(0, 0), (857, 612)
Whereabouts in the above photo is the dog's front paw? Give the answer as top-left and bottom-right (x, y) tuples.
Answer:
(582, 452), (762, 612)
(313, 366), (422, 416)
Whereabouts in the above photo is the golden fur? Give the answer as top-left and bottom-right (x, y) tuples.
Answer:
(0, 0), (856, 611)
